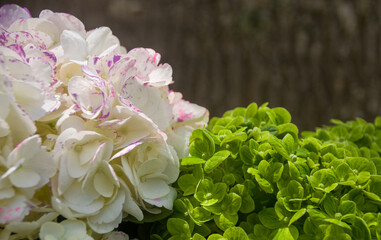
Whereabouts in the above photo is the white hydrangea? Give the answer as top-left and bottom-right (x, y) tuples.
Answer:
(39, 219), (93, 240)
(116, 137), (179, 212)
(0, 135), (56, 225)
(0, 3), (209, 238)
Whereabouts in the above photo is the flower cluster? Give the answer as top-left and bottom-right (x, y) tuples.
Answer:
(0, 4), (208, 239)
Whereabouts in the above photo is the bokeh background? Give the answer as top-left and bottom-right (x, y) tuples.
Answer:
(3, 0), (381, 131)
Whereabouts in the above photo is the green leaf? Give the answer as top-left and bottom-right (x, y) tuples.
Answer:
(349, 125), (363, 142)
(302, 138), (322, 154)
(174, 199), (188, 215)
(277, 123), (299, 139)
(214, 183), (228, 203)
(323, 196), (338, 218)
(247, 168), (274, 194)
(258, 160), (270, 177)
(287, 180), (304, 199)
(189, 129), (215, 160)
(268, 135), (291, 161)
(345, 157), (377, 175)
(223, 227), (249, 240)
(271, 227), (297, 240)
(169, 236), (187, 240)
(193, 225), (211, 238)
(269, 162), (284, 182)
(322, 225), (351, 240)
(324, 218), (351, 231)
(214, 213), (239, 231)
(253, 224), (272, 240)
(239, 145), (254, 165)
(207, 234), (225, 240)
(221, 193), (242, 215)
(230, 184), (255, 213)
(182, 157), (206, 166)
(289, 208), (307, 226)
(338, 201), (356, 215)
(221, 132), (247, 146)
(222, 174), (236, 186)
(307, 209), (330, 225)
(309, 169), (338, 193)
(283, 134), (296, 154)
(150, 234), (163, 240)
(341, 215), (372, 240)
(363, 190), (381, 202)
(272, 107), (292, 124)
(362, 212), (378, 227)
(189, 207), (213, 225)
(193, 164), (204, 180)
(261, 124), (278, 135)
(245, 103), (258, 119)
(204, 150), (230, 173)
(195, 179), (217, 206)
(193, 233), (207, 240)
(178, 174), (198, 196)
(334, 162), (357, 186)
(195, 180), (227, 206)
(258, 208), (288, 229)
(167, 218), (191, 237)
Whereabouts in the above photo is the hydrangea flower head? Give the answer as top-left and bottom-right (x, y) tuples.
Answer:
(0, 3), (208, 238)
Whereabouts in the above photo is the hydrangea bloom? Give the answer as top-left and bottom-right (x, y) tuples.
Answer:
(0, 3), (208, 239)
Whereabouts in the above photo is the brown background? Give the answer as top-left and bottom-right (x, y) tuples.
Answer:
(3, 0), (381, 131)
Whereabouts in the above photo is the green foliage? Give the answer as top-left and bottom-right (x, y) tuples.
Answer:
(150, 103), (381, 240)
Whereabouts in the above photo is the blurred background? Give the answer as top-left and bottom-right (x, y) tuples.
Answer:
(3, 0), (381, 131)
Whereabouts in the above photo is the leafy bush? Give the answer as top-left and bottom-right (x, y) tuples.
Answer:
(149, 103), (381, 240)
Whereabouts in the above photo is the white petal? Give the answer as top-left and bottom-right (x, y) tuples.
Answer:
(8, 18), (59, 43)
(148, 63), (173, 87)
(68, 76), (104, 119)
(61, 30), (87, 61)
(0, 194), (29, 224)
(86, 27), (119, 56)
(61, 220), (87, 238)
(39, 222), (64, 239)
(137, 158), (166, 178)
(8, 30), (54, 49)
(94, 172), (114, 198)
(104, 232), (130, 240)
(89, 190), (124, 224)
(58, 115), (85, 132)
(88, 212), (122, 234)
(117, 77), (148, 109)
(0, 4), (31, 29)
(144, 187), (177, 209)
(0, 187), (15, 200)
(57, 156), (74, 195)
(39, 10), (86, 37)
(63, 181), (99, 206)
(67, 150), (88, 178)
(139, 179), (170, 199)
(166, 126), (193, 159)
(67, 197), (104, 216)
(126, 48), (158, 78)
(9, 168), (40, 188)
(5, 212), (59, 235)
(12, 81), (46, 121)
(0, 118), (10, 137)
(6, 102), (36, 146)
(58, 62), (83, 85)
(111, 141), (144, 161)
(123, 190), (143, 221)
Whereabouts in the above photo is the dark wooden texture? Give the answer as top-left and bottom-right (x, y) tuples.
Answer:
(3, 0), (381, 130)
